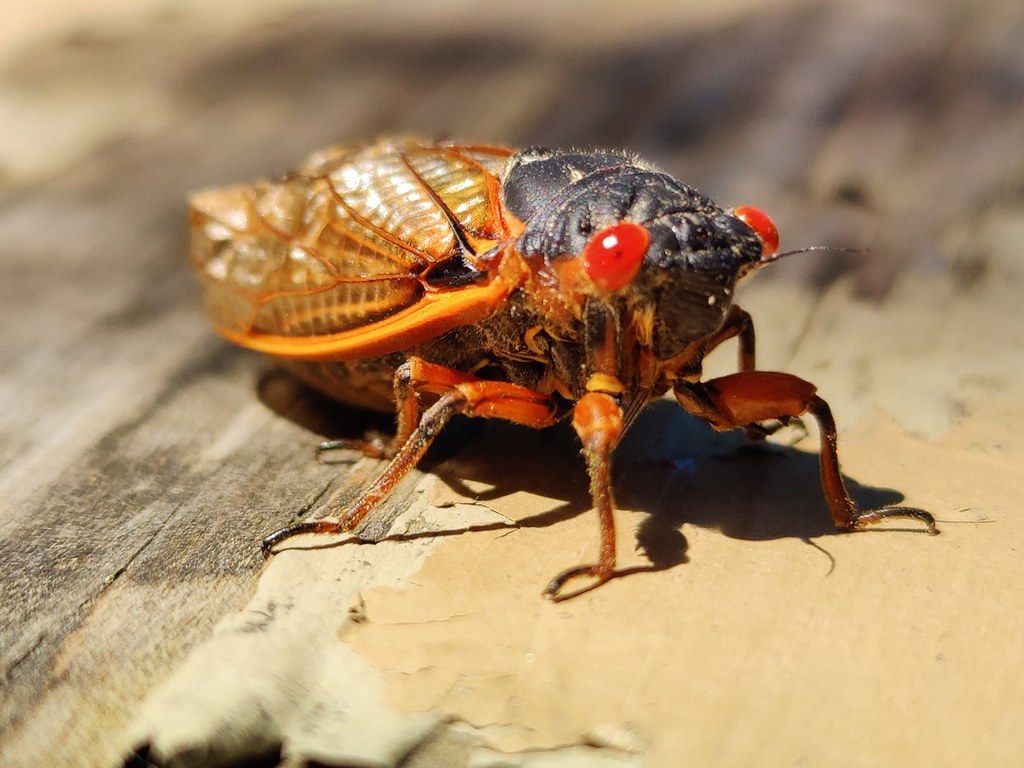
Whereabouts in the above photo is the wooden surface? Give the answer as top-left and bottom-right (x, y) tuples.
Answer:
(2, 1), (1022, 766)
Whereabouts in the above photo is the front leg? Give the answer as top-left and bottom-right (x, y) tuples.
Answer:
(544, 391), (624, 601)
(674, 371), (937, 533)
(701, 304), (775, 442)
(703, 304), (756, 374)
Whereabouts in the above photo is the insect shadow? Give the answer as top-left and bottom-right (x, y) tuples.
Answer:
(257, 369), (398, 446)
(616, 400), (909, 569)
(258, 370), (909, 576)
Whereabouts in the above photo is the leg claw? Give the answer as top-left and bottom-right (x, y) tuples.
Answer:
(316, 434), (390, 462)
(847, 506), (938, 535)
(543, 563), (615, 602)
(261, 520), (341, 558)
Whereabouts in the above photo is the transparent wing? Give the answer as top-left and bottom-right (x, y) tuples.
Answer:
(189, 138), (515, 357)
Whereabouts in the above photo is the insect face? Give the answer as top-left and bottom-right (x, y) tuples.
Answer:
(504, 148), (773, 362)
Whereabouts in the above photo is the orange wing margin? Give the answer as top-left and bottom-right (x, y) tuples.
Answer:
(189, 137), (519, 361)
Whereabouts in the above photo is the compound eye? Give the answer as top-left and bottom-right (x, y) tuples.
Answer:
(581, 222), (649, 291)
(734, 205), (779, 258)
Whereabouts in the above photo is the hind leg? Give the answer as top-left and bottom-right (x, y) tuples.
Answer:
(264, 357), (560, 555)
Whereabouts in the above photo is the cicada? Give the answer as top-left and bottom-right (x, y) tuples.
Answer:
(189, 137), (935, 599)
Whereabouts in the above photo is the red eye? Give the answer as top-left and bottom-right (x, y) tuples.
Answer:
(581, 222), (649, 291)
(734, 205), (779, 258)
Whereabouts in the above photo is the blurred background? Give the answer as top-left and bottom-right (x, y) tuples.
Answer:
(5, 0), (1022, 281)
(2, 1), (1022, 766)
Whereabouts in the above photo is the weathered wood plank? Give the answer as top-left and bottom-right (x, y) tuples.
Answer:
(1, 1), (1022, 766)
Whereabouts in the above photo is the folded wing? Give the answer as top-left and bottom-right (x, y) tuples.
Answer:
(189, 138), (515, 360)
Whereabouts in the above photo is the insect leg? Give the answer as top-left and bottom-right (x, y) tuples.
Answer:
(701, 305), (779, 441)
(263, 357), (560, 556)
(544, 391), (623, 601)
(674, 371), (938, 534)
(394, 358), (558, 424)
(317, 435), (391, 461)
(703, 304), (755, 372)
(329, 359), (560, 535)
(316, 359), (427, 461)
(314, 348), (506, 460)
(263, 389), (465, 556)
